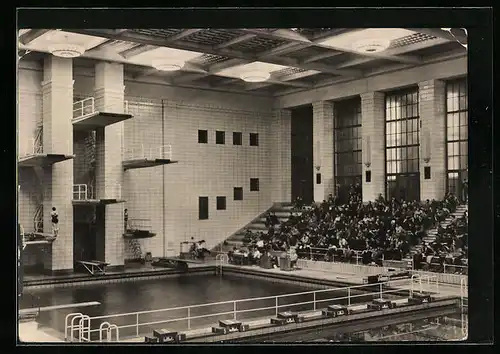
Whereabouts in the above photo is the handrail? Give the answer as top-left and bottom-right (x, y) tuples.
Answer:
(73, 97), (129, 120)
(19, 138), (43, 157)
(65, 278), (434, 341)
(73, 184), (88, 200)
(73, 97), (95, 120)
(127, 218), (152, 231)
(65, 313), (83, 341)
(123, 144), (173, 161)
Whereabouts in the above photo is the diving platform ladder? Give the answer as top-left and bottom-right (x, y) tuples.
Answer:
(65, 313), (120, 342)
(215, 253), (228, 276)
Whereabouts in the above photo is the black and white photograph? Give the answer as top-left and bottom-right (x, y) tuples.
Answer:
(15, 8), (493, 345)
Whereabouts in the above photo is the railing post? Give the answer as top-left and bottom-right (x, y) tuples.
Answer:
(187, 307), (191, 329)
(348, 287), (351, 306)
(233, 301), (237, 320)
(313, 292), (316, 310)
(135, 313), (139, 337)
(379, 283), (383, 299)
(275, 297), (278, 316)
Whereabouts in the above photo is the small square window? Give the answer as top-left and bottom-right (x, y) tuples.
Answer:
(233, 132), (242, 145)
(198, 130), (208, 144)
(316, 173), (322, 185)
(233, 187), (243, 201)
(249, 133), (259, 146)
(216, 131), (225, 145)
(216, 196), (226, 210)
(250, 178), (260, 192)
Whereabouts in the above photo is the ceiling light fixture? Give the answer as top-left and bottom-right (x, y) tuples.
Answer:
(48, 43), (85, 58)
(351, 38), (391, 53)
(240, 71), (271, 83)
(152, 59), (185, 72)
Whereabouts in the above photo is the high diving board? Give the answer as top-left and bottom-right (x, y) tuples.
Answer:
(122, 145), (177, 170)
(72, 198), (126, 205)
(23, 233), (56, 249)
(72, 97), (133, 132)
(18, 153), (74, 168)
(122, 158), (178, 170)
(73, 112), (133, 131)
(77, 260), (109, 276)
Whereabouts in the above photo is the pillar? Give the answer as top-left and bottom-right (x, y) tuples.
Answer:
(41, 56), (74, 273)
(361, 92), (385, 202)
(94, 62), (125, 268)
(419, 80), (446, 201)
(271, 109), (292, 203)
(312, 101), (334, 203)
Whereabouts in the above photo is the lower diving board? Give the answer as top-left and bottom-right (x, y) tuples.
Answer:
(77, 260), (109, 276)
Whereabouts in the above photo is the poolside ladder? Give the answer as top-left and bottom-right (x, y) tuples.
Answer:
(215, 253), (228, 276)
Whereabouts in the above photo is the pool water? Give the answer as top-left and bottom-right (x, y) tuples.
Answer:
(21, 274), (404, 340)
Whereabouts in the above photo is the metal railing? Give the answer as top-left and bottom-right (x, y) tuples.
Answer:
(73, 97), (130, 121)
(73, 183), (122, 200)
(127, 219), (152, 231)
(73, 97), (96, 120)
(123, 144), (172, 161)
(64, 278), (433, 342)
(19, 138), (43, 157)
(297, 246), (467, 275)
(73, 184), (89, 200)
(99, 322), (120, 342)
(215, 253), (229, 275)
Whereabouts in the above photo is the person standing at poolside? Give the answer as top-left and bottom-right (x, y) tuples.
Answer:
(51, 207), (59, 237)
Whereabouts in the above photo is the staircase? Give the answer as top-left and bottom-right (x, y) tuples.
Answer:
(410, 204), (468, 255)
(213, 203), (295, 253)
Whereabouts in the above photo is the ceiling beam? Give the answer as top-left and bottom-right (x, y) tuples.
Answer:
(214, 34), (256, 49)
(242, 28), (422, 64)
(302, 51), (343, 64)
(240, 29), (312, 44)
(167, 29), (203, 42)
(120, 44), (157, 59)
(245, 78), (312, 91)
(19, 29), (51, 45)
(64, 29), (362, 77)
(87, 39), (113, 51)
(407, 28), (467, 44)
(335, 37), (450, 69)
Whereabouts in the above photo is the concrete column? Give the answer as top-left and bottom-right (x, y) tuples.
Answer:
(94, 62), (125, 268)
(419, 80), (447, 201)
(361, 91), (385, 202)
(271, 109), (292, 203)
(312, 101), (334, 203)
(41, 56), (74, 273)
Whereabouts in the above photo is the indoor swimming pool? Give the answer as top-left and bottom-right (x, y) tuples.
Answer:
(20, 273), (401, 339)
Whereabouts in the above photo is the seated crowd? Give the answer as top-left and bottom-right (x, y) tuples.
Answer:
(231, 184), (465, 270)
(413, 209), (468, 273)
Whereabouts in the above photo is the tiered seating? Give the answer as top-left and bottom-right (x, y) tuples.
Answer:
(214, 203), (296, 252)
(231, 185), (462, 266)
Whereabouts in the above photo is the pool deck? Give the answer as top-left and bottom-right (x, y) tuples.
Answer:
(18, 262), (466, 343)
